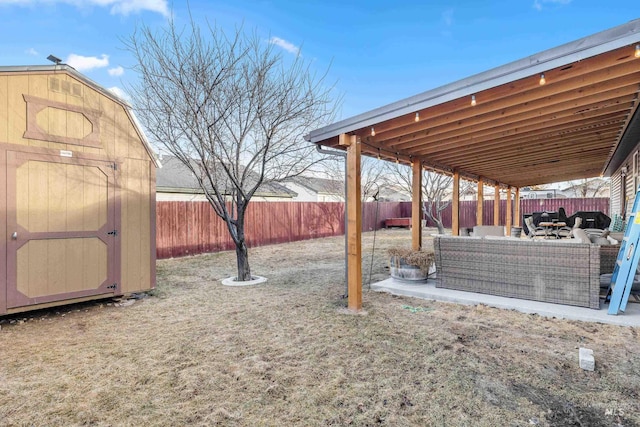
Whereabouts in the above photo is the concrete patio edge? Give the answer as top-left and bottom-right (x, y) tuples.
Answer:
(371, 278), (640, 327)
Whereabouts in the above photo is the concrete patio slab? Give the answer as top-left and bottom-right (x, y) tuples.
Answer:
(371, 278), (640, 327)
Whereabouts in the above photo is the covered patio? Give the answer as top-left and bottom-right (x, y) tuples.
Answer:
(306, 19), (640, 312)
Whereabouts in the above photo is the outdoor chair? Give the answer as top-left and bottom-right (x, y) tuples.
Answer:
(557, 217), (582, 239)
(585, 228), (610, 239)
(524, 216), (547, 238)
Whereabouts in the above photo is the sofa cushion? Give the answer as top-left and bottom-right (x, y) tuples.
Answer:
(472, 225), (505, 237)
(572, 228), (591, 244)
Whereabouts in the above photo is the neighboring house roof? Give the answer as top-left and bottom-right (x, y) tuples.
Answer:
(156, 155), (297, 198)
(378, 185), (411, 202)
(285, 176), (344, 196)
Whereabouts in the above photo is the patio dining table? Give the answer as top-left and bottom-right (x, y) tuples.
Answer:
(538, 221), (567, 238)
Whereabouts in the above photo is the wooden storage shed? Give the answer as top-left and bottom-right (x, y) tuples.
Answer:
(0, 64), (157, 315)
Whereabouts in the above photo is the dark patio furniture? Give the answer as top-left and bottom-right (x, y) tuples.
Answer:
(567, 211), (611, 230)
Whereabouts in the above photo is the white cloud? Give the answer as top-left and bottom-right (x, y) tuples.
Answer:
(0, 0), (169, 17)
(108, 86), (130, 101)
(108, 0), (169, 17)
(66, 53), (109, 71)
(269, 36), (300, 55)
(442, 9), (454, 26)
(25, 47), (38, 56)
(533, 0), (572, 10)
(108, 66), (124, 76)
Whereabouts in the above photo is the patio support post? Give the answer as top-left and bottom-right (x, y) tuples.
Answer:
(452, 171), (460, 235)
(477, 178), (484, 226)
(411, 160), (422, 250)
(339, 133), (362, 311)
(506, 186), (512, 236)
(514, 187), (521, 226)
(494, 185), (500, 226)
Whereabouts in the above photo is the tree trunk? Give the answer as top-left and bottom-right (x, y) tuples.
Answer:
(235, 241), (251, 281)
(423, 201), (446, 234)
(233, 200), (252, 281)
(424, 211), (445, 234)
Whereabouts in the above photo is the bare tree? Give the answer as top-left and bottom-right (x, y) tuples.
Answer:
(385, 163), (472, 234)
(126, 18), (336, 280)
(323, 155), (389, 201)
(564, 178), (610, 198)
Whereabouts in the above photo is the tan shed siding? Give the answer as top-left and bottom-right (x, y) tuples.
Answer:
(0, 76), (8, 142)
(120, 158), (153, 293)
(6, 75), (28, 144)
(114, 104), (131, 159)
(101, 94), (117, 158)
(29, 74), (56, 149)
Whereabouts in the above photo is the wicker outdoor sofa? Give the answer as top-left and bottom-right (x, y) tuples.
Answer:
(434, 236), (620, 309)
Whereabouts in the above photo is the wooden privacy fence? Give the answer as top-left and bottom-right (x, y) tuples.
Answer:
(156, 198), (609, 258)
(156, 201), (403, 258)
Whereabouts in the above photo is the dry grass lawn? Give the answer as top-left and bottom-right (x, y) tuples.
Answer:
(1, 229), (639, 426)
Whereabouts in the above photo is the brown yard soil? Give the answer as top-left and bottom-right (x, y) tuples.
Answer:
(1, 228), (639, 426)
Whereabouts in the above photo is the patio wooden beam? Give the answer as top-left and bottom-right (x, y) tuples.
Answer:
(470, 152), (611, 178)
(477, 178), (484, 226)
(385, 74), (640, 150)
(447, 131), (620, 168)
(419, 106), (630, 162)
(490, 160), (607, 181)
(452, 171), (460, 235)
(514, 187), (521, 227)
(506, 187), (512, 236)
(494, 185), (500, 226)
(352, 48), (639, 142)
(412, 107), (630, 158)
(431, 136), (621, 178)
(340, 133), (362, 311)
(412, 161), (422, 250)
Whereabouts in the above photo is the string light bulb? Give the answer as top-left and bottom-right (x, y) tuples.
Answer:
(395, 154), (399, 164)
(471, 95), (476, 106)
(415, 112), (420, 122)
(377, 148), (381, 160)
(370, 127), (375, 136)
(635, 44), (640, 58)
(539, 73), (546, 85)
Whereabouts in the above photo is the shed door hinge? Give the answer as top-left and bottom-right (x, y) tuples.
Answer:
(108, 163), (118, 170)
(107, 230), (118, 236)
(107, 283), (117, 290)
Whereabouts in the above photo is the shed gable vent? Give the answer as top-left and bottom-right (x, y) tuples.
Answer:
(48, 77), (83, 98)
(49, 77), (60, 92)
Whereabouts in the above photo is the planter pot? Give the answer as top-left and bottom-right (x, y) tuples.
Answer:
(389, 255), (429, 283)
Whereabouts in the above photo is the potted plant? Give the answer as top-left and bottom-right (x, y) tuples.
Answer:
(388, 247), (435, 283)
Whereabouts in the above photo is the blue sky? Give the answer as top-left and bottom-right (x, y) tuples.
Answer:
(1, 0), (638, 119)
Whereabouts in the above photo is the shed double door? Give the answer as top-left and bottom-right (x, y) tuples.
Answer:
(5, 151), (119, 309)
